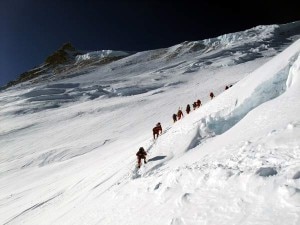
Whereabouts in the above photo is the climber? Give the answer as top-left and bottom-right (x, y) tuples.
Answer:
(196, 99), (202, 107)
(153, 122), (162, 139)
(186, 104), (191, 114)
(177, 108), (184, 120)
(136, 147), (147, 168)
(193, 102), (197, 110)
(172, 113), (177, 123)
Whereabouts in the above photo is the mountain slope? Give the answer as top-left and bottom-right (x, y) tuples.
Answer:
(64, 38), (300, 225)
(0, 22), (300, 225)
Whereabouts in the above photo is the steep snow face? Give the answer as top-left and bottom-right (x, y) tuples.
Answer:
(166, 21), (300, 58)
(203, 24), (277, 48)
(0, 23), (300, 225)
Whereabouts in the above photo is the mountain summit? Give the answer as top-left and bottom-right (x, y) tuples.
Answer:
(4, 43), (131, 88)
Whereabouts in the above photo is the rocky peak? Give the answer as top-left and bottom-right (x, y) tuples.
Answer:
(45, 42), (81, 65)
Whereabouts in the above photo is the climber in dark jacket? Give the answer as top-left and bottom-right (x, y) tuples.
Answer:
(177, 108), (184, 120)
(136, 147), (147, 168)
(196, 99), (202, 107)
(153, 122), (162, 139)
(193, 102), (197, 110)
(210, 92), (215, 99)
(186, 104), (191, 114)
(172, 113), (177, 123)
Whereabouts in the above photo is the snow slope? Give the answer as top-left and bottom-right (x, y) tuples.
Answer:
(0, 22), (300, 225)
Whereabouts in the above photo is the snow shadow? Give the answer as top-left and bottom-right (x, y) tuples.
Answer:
(3, 192), (63, 225)
(151, 90), (165, 95)
(21, 84), (76, 105)
(183, 60), (213, 74)
(116, 84), (164, 96)
(233, 52), (263, 64)
(72, 85), (116, 100)
(256, 167), (278, 177)
(23, 88), (66, 97)
(0, 124), (36, 138)
(154, 61), (187, 74)
(186, 126), (202, 151)
(27, 94), (74, 102)
(16, 83), (119, 114)
(45, 83), (80, 89)
(21, 142), (105, 169)
(292, 171), (300, 179)
(148, 155), (167, 162)
(164, 81), (185, 87)
(12, 103), (60, 115)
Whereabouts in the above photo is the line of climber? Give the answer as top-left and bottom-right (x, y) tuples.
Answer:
(137, 85), (232, 168)
(173, 91), (216, 123)
(137, 92), (215, 168)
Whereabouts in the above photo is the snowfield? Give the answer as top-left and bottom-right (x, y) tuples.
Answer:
(1, 22), (300, 225)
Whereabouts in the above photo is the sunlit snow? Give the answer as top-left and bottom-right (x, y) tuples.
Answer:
(1, 22), (300, 225)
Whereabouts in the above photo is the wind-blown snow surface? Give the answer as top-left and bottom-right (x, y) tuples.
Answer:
(1, 24), (300, 225)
